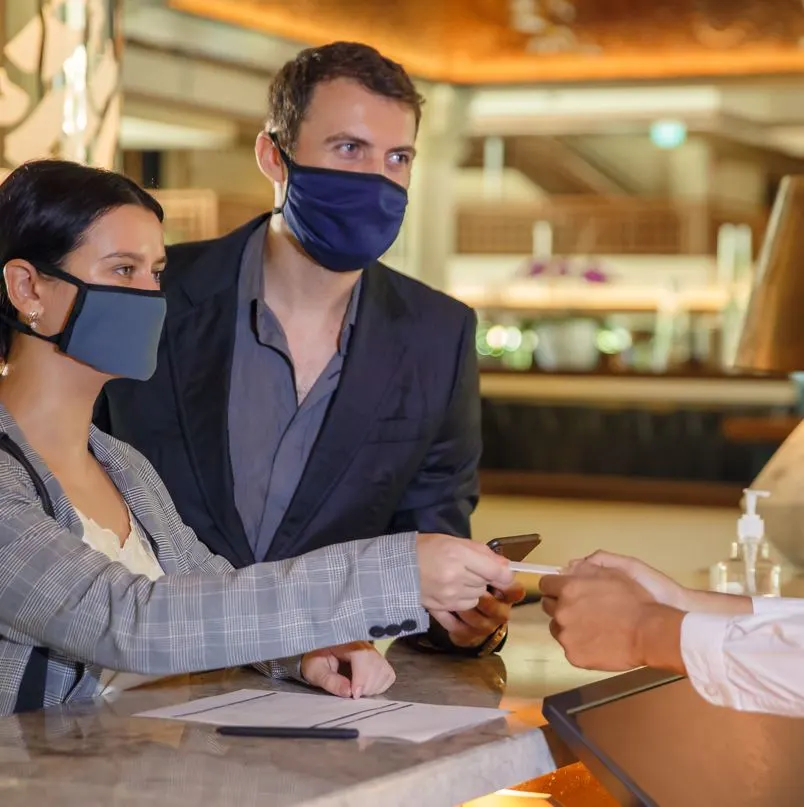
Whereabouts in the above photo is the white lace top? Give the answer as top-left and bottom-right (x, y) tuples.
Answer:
(76, 508), (166, 696)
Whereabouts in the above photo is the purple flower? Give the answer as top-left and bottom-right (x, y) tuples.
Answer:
(520, 257), (611, 282)
(583, 268), (608, 283)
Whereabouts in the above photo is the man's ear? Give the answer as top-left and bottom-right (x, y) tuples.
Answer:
(255, 131), (286, 183)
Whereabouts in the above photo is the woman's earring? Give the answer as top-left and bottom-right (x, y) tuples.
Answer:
(27, 311), (40, 331)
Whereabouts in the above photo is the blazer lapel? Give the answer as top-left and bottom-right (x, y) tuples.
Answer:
(0, 405), (84, 538)
(164, 217), (269, 568)
(266, 264), (411, 560)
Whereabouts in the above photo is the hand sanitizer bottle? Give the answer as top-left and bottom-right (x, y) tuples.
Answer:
(710, 541), (747, 595)
(754, 541), (781, 598)
(710, 489), (781, 597)
(738, 489), (768, 596)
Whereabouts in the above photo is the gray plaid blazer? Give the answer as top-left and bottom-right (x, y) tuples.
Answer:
(0, 405), (427, 715)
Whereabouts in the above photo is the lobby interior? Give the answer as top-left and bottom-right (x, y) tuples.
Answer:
(4, 1), (804, 805)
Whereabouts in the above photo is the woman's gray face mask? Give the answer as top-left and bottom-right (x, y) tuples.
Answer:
(2, 262), (166, 381)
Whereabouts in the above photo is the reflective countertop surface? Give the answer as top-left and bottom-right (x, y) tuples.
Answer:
(0, 606), (601, 807)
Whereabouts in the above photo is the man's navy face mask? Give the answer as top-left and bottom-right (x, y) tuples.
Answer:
(2, 262), (166, 381)
(269, 132), (409, 272)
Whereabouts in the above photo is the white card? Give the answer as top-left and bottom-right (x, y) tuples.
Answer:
(509, 561), (562, 575)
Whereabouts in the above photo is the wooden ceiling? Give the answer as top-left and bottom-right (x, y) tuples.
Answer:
(170, 0), (804, 84)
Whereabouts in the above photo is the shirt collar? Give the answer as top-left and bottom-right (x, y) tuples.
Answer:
(338, 273), (362, 356)
(241, 222), (363, 357)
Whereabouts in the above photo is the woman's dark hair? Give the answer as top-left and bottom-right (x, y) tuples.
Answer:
(0, 159), (164, 360)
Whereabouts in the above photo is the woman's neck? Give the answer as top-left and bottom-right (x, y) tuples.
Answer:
(0, 344), (104, 467)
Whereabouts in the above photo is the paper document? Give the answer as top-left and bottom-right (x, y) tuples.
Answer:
(135, 689), (507, 743)
(509, 561), (562, 575)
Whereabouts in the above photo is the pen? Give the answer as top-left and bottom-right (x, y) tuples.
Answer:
(216, 725), (359, 740)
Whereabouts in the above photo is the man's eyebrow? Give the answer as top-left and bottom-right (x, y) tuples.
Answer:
(391, 144), (417, 157)
(323, 133), (416, 156)
(323, 132), (372, 147)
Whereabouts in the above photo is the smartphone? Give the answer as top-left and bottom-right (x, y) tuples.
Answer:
(486, 533), (541, 563)
(488, 533), (544, 606)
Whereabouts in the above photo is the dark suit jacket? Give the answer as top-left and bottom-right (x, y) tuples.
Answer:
(95, 215), (482, 567)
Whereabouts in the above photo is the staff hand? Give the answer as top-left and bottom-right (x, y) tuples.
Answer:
(566, 551), (691, 610)
(540, 566), (655, 671)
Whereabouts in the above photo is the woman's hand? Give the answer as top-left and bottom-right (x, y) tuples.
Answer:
(416, 533), (514, 613)
(301, 642), (396, 699)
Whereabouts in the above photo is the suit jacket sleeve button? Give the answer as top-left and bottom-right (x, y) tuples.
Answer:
(401, 619), (417, 632)
(369, 626), (386, 639)
(385, 624), (402, 637)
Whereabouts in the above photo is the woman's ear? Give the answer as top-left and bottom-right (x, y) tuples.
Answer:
(3, 260), (44, 324)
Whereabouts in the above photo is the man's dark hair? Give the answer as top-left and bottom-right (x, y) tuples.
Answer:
(267, 41), (425, 154)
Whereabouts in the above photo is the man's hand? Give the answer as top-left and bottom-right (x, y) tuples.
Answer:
(301, 642), (395, 699)
(431, 583), (526, 647)
(416, 534), (515, 614)
(540, 566), (684, 672)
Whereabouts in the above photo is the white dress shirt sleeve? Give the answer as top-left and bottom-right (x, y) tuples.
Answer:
(681, 596), (804, 716)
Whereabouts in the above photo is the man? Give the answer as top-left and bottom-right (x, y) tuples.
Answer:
(540, 551), (804, 716)
(96, 41), (524, 655)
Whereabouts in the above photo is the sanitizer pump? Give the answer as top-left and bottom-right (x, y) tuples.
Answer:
(738, 489), (769, 596)
(710, 489), (781, 597)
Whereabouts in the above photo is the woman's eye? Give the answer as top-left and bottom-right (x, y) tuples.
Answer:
(152, 271), (162, 286)
(114, 265), (135, 277)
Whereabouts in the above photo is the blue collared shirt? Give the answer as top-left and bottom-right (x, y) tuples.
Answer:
(227, 221), (362, 559)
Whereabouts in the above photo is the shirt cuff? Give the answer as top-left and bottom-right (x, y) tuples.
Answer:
(680, 612), (735, 708)
(253, 656), (304, 682)
(751, 596), (804, 616)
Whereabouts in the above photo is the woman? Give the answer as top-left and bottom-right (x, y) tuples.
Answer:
(0, 159), (512, 715)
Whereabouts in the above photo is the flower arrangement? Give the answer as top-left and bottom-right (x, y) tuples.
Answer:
(520, 256), (611, 284)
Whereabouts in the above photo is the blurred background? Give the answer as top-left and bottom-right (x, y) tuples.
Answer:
(5, 0), (804, 584)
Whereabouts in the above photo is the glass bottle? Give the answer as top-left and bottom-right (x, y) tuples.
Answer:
(710, 541), (781, 597)
(753, 541), (782, 598)
(710, 541), (746, 595)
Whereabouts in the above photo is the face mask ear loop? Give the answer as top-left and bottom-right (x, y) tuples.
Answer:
(0, 261), (81, 346)
(268, 131), (293, 216)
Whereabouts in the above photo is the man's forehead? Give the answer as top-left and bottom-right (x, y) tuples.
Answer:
(303, 79), (417, 139)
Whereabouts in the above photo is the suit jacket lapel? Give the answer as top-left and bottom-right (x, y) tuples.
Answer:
(266, 264), (411, 560)
(164, 217), (269, 568)
(166, 298), (253, 566)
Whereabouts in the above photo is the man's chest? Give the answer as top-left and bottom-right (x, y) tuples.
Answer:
(285, 333), (339, 402)
(264, 307), (344, 402)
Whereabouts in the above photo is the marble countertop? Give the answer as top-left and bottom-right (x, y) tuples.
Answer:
(0, 606), (599, 807)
